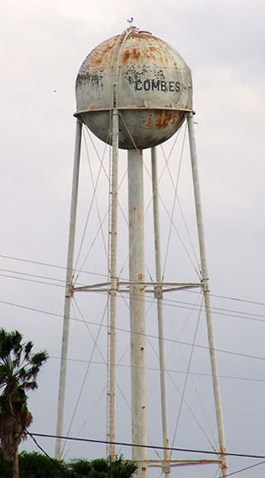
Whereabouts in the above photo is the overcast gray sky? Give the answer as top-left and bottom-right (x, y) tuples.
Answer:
(1, 1), (265, 476)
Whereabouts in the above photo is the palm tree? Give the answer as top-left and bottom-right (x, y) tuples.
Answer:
(0, 328), (48, 478)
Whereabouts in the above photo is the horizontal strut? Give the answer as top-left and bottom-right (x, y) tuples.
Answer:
(73, 280), (202, 294)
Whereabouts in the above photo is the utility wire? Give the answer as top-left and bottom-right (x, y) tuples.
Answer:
(1, 298), (265, 365)
(0, 253), (108, 279)
(29, 432), (265, 462)
(25, 429), (265, 478)
(1, 267), (265, 328)
(26, 430), (69, 477)
(0, 250), (264, 324)
(25, 430), (265, 478)
(1, 252), (265, 311)
(218, 459), (265, 477)
(48, 354), (265, 384)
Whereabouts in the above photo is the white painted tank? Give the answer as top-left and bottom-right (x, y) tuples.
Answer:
(75, 27), (192, 149)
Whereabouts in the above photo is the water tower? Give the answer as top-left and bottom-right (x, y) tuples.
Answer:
(55, 25), (229, 478)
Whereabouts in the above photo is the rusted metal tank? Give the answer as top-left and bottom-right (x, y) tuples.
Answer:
(75, 27), (192, 149)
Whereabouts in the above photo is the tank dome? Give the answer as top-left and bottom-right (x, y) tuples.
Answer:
(75, 27), (192, 150)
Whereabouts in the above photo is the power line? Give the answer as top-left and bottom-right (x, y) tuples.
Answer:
(27, 431), (69, 478)
(2, 266), (265, 329)
(2, 255), (265, 345)
(25, 430), (265, 478)
(0, 267), (66, 284)
(0, 252), (264, 326)
(1, 298), (265, 365)
(0, 272), (65, 289)
(26, 430), (265, 478)
(0, 253), (107, 280)
(30, 431), (265, 462)
(219, 459), (265, 477)
(1, 252), (265, 310)
(48, 354), (265, 384)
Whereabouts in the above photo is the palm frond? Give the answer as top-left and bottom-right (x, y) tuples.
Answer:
(0, 327), (48, 466)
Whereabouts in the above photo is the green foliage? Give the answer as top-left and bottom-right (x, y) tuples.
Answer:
(68, 456), (137, 478)
(108, 456), (137, 478)
(91, 458), (108, 473)
(0, 451), (138, 478)
(69, 458), (92, 476)
(19, 451), (69, 478)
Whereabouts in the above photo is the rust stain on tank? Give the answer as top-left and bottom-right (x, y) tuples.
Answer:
(92, 43), (114, 67)
(122, 44), (167, 65)
(122, 48), (141, 64)
(142, 111), (154, 129)
(145, 46), (159, 61)
(155, 111), (178, 129)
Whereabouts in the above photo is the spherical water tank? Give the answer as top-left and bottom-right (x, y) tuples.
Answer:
(75, 27), (192, 150)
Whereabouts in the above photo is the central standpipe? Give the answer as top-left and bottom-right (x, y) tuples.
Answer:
(108, 109), (119, 457)
(128, 149), (148, 476)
